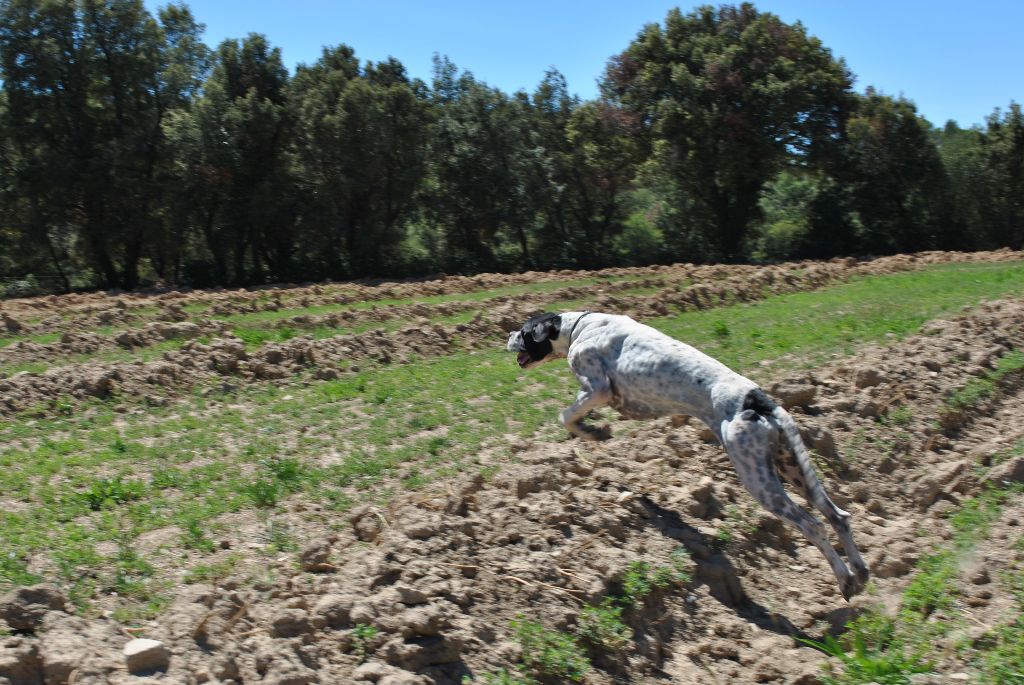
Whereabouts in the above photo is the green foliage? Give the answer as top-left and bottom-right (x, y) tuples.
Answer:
(811, 484), (1019, 684)
(802, 611), (931, 685)
(0, 2), (1021, 286)
(81, 476), (146, 511)
(465, 670), (535, 685)
(604, 4), (853, 260)
(620, 553), (692, 605)
(351, 623), (380, 663)
(577, 598), (632, 652)
(980, 616), (1024, 685)
(946, 351), (1024, 411)
(511, 618), (589, 682)
(842, 90), (957, 254)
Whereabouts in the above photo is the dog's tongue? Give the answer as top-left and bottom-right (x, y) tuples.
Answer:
(517, 351), (531, 367)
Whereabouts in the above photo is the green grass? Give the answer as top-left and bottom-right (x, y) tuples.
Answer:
(512, 618), (590, 682)
(946, 350), (1024, 411)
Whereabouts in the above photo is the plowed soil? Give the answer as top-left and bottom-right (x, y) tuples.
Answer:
(1, 251), (1023, 685)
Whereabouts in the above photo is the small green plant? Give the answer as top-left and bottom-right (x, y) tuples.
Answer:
(946, 350), (1024, 411)
(712, 320), (730, 340)
(81, 476), (146, 511)
(180, 517), (216, 552)
(263, 518), (297, 553)
(183, 554), (241, 584)
(801, 611), (932, 685)
(881, 404), (913, 427)
(351, 623), (380, 663)
(577, 598), (632, 652)
(245, 477), (279, 507)
(620, 552), (691, 605)
(512, 618), (589, 682)
(111, 536), (155, 598)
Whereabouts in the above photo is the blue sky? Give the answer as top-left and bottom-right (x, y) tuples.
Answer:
(144, 1), (1022, 128)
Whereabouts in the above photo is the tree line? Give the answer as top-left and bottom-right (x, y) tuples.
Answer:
(0, 1), (1021, 293)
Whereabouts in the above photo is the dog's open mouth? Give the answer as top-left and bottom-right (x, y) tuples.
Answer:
(517, 351), (531, 368)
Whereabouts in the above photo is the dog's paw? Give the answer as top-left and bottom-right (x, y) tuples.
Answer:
(840, 571), (867, 602)
(582, 423), (612, 441)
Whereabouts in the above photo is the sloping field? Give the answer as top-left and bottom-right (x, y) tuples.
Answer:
(1, 250), (1023, 685)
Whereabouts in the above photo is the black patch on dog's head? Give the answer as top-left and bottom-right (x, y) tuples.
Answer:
(517, 312), (561, 367)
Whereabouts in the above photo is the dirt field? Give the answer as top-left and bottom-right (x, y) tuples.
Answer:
(1, 250), (1023, 685)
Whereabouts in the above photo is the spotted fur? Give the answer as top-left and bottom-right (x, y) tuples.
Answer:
(507, 311), (870, 601)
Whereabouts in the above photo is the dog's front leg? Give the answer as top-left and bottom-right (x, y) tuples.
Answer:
(560, 376), (612, 441)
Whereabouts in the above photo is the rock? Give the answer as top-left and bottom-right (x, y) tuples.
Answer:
(394, 585), (429, 606)
(769, 381), (817, 409)
(313, 594), (354, 629)
(381, 635), (463, 670)
(984, 455), (1024, 485)
(270, 609), (312, 638)
(353, 661), (393, 682)
(0, 584), (67, 632)
(351, 506), (384, 542)
(802, 426), (838, 461)
(123, 638), (170, 673)
(379, 672), (428, 685)
(299, 539), (334, 572)
(854, 368), (884, 388)
(0, 637), (42, 685)
(911, 460), (968, 510)
(971, 567), (991, 585)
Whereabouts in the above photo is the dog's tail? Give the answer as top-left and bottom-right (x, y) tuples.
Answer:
(770, 402), (850, 521)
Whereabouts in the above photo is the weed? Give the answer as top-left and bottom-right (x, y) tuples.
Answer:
(946, 350), (1024, 411)
(801, 611), (931, 685)
(620, 552), (691, 605)
(81, 476), (146, 511)
(263, 518), (297, 553)
(577, 598), (632, 652)
(184, 554), (241, 584)
(351, 623), (380, 663)
(245, 477), (279, 508)
(881, 405), (914, 427)
(180, 517), (216, 552)
(512, 618), (589, 682)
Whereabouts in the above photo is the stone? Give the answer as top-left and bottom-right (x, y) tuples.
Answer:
(123, 638), (170, 673)
(0, 584), (67, 632)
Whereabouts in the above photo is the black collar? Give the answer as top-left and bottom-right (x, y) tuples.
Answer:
(567, 311), (592, 341)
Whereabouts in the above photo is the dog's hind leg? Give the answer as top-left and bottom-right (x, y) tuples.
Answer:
(769, 411), (870, 591)
(721, 410), (862, 600)
(773, 442), (869, 586)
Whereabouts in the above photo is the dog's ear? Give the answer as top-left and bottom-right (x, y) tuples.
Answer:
(525, 313), (560, 343)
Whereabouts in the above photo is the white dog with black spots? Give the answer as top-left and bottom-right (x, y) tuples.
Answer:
(507, 311), (869, 600)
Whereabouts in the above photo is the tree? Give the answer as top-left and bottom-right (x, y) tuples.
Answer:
(422, 56), (543, 273)
(0, 0), (208, 289)
(289, 47), (431, 278)
(164, 33), (293, 284)
(983, 103), (1024, 248)
(842, 90), (957, 253)
(602, 3), (854, 261)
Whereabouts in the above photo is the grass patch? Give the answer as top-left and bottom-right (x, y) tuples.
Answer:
(946, 350), (1024, 411)
(512, 618), (590, 682)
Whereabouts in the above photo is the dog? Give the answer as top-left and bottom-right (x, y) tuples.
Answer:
(507, 311), (870, 600)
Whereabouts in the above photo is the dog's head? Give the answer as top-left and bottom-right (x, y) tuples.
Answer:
(507, 312), (563, 369)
